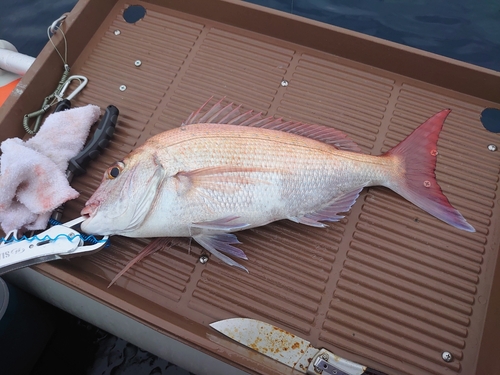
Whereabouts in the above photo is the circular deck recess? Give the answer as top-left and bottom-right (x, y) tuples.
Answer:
(123, 5), (146, 24)
(481, 108), (500, 133)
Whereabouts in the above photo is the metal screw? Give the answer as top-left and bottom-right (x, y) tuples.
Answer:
(430, 149), (438, 156)
(488, 144), (497, 152)
(423, 180), (431, 188)
(134, 60), (142, 67)
(199, 255), (209, 264)
(442, 351), (453, 362)
(119, 85), (127, 91)
(68, 232), (75, 238)
(114, 29), (121, 35)
(280, 79), (289, 87)
(29, 244), (34, 249)
(321, 353), (329, 361)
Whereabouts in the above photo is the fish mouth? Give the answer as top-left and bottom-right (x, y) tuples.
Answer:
(81, 203), (99, 218)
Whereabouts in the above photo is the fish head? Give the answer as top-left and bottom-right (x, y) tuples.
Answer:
(80, 149), (165, 236)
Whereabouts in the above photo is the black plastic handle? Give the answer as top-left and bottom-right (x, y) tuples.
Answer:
(68, 105), (119, 176)
(53, 99), (72, 113)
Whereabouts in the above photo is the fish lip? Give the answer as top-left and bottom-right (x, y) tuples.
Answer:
(81, 203), (98, 217)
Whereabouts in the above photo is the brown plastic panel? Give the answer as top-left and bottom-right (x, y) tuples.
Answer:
(1, 1), (500, 374)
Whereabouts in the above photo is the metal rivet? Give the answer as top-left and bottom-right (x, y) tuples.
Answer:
(442, 351), (453, 362)
(199, 255), (209, 264)
(114, 29), (121, 35)
(29, 244), (34, 249)
(119, 85), (127, 91)
(134, 60), (142, 67)
(488, 144), (497, 152)
(280, 79), (289, 87)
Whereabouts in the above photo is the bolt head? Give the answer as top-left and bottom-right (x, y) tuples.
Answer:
(441, 351), (453, 362)
(280, 79), (289, 87)
(114, 29), (121, 35)
(488, 144), (497, 152)
(199, 255), (209, 264)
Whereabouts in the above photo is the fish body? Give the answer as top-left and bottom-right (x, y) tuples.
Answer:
(84, 124), (389, 237)
(81, 100), (475, 271)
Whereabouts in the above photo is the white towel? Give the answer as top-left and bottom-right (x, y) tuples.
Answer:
(0, 104), (101, 233)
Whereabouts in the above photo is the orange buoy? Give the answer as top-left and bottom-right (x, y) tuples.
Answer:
(0, 40), (34, 106)
(0, 77), (20, 106)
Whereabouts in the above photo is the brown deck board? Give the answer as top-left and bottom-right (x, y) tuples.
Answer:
(2, 1), (500, 374)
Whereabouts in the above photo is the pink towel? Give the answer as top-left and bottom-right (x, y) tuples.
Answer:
(0, 105), (101, 233)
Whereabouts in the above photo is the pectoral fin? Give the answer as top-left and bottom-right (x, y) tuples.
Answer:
(175, 166), (269, 195)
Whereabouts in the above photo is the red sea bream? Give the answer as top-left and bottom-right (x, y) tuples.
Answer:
(81, 99), (475, 272)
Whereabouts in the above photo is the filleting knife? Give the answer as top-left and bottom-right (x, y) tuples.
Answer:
(210, 318), (386, 375)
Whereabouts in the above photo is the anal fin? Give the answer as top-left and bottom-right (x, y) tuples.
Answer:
(289, 186), (364, 227)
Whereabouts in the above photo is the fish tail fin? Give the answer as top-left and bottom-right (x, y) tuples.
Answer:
(384, 109), (475, 232)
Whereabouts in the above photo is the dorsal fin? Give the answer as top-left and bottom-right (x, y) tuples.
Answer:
(183, 98), (361, 152)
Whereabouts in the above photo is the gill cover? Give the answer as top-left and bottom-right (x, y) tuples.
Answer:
(124, 161), (165, 232)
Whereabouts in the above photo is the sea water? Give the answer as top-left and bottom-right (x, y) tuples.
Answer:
(0, 0), (498, 71)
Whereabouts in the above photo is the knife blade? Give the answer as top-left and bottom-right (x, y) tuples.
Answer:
(210, 318), (386, 375)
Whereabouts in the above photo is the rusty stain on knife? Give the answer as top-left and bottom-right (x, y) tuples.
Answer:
(225, 322), (307, 358)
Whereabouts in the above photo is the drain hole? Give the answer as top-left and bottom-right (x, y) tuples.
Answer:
(481, 108), (500, 133)
(123, 5), (146, 23)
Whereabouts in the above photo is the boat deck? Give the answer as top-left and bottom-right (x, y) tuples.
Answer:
(2, 1), (500, 374)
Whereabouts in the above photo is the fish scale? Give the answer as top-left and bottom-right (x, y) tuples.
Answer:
(164, 127), (362, 208)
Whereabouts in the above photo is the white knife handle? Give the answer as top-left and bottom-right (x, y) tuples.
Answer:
(307, 348), (366, 375)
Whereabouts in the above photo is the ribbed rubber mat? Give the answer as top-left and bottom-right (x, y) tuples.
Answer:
(323, 88), (493, 374)
(53, 1), (500, 374)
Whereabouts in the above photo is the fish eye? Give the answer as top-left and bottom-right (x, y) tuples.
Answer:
(106, 162), (124, 179)
(109, 167), (120, 178)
